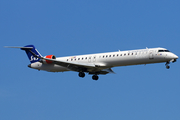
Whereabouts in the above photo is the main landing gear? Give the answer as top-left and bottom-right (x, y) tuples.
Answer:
(92, 74), (99, 80)
(78, 72), (99, 80)
(78, 72), (85, 78)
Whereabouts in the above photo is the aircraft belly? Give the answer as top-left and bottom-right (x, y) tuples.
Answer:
(40, 64), (69, 72)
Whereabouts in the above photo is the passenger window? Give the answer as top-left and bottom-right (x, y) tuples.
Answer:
(82, 58), (83, 60)
(67, 59), (68, 61)
(124, 54), (126, 56)
(78, 58), (80, 60)
(109, 55), (111, 57)
(106, 55), (108, 58)
(117, 54), (119, 57)
(103, 56), (104, 58)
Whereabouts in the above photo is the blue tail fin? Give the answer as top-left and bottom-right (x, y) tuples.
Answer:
(21, 45), (42, 63)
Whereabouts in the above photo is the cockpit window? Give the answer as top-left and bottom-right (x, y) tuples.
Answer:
(164, 50), (170, 52)
(158, 50), (170, 52)
(158, 50), (164, 52)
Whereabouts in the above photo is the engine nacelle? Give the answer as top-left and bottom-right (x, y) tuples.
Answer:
(42, 55), (56, 64)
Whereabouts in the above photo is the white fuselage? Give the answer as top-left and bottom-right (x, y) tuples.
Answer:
(30, 47), (178, 72)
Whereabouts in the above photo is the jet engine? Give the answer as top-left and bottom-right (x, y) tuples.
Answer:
(42, 55), (56, 64)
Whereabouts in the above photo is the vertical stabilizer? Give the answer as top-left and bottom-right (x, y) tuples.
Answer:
(21, 45), (42, 63)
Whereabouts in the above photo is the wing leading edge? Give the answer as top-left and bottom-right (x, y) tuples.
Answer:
(29, 49), (114, 74)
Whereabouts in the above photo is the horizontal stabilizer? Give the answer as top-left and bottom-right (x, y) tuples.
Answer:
(5, 45), (42, 63)
(4, 46), (33, 49)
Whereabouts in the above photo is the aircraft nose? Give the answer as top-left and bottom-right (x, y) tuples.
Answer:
(28, 64), (31, 68)
(174, 54), (178, 59)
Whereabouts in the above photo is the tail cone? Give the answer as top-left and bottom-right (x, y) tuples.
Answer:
(28, 64), (31, 68)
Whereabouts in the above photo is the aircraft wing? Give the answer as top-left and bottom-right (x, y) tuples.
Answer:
(41, 57), (113, 74)
(33, 53), (113, 74)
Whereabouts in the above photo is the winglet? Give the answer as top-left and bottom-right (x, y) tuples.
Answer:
(102, 68), (115, 74)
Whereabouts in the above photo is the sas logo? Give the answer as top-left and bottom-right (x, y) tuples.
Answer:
(30, 55), (39, 61)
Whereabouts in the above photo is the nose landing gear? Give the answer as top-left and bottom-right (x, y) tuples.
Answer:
(165, 62), (170, 69)
(166, 65), (170, 69)
(172, 59), (177, 63)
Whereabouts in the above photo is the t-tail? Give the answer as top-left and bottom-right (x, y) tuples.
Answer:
(21, 45), (42, 63)
(5, 45), (42, 63)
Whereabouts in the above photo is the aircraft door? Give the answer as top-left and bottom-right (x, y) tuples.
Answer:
(149, 51), (154, 59)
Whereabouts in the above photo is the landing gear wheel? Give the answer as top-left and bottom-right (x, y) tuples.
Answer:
(166, 65), (170, 69)
(79, 72), (85, 78)
(92, 75), (99, 80)
(165, 61), (170, 69)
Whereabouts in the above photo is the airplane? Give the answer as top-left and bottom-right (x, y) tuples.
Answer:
(5, 45), (178, 80)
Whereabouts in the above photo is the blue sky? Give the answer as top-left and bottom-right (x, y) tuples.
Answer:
(1, 0), (180, 120)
